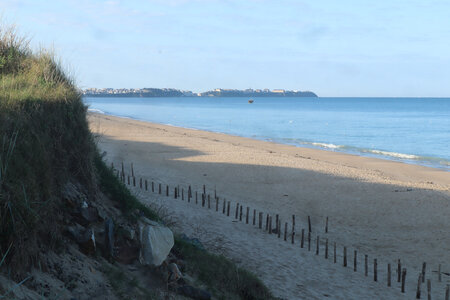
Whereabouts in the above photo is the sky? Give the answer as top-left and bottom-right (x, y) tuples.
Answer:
(1, 0), (450, 97)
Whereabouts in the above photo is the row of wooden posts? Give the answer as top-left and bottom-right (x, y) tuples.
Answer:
(115, 162), (449, 299)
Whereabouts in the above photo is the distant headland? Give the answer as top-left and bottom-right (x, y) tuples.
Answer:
(82, 88), (318, 98)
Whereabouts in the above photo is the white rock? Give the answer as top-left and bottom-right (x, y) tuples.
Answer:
(139, 221), (174, 267)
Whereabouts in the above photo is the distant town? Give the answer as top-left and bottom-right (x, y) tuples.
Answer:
(83, 88), (318, 98)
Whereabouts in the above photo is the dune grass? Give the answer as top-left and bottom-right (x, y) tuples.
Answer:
(0, 24), (96, 275)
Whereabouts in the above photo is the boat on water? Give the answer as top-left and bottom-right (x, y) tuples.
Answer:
(248, 99), (254, 103)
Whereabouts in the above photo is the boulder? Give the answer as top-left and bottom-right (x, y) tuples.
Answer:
(177, 285), (211, 300)
(139, 219), (174, 267)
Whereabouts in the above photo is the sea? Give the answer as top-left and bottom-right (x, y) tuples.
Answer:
(83, 97), (450, 171)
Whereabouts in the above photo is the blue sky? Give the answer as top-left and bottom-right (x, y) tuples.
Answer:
(2, 0), (450, 96)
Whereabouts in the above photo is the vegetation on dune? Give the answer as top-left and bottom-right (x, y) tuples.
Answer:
(0, 25), (95, 275)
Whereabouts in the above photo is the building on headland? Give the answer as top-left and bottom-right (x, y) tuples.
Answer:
(82, 88), (317, 98)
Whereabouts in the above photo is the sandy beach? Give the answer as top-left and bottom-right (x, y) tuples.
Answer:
(89, 113), (450, 299)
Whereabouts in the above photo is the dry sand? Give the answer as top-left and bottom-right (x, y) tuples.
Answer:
(89, 113), (450, 299)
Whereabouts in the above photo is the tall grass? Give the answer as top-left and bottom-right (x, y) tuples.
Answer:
(0, 24), (96, 275)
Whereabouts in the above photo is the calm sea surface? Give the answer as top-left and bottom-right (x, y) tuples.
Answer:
(83, 97), (450, 171)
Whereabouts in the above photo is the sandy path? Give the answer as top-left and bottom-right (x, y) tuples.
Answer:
(89, 113), (450, 299)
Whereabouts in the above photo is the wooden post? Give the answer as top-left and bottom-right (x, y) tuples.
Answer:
(292, 215), (295, 244)
(235, 203), (239, 219)
(333, 242), (336, 263)
(227, 201), (230, 216)
(268, 216), (272, 234)
(439, 264), (442, 282)
(111, 162), (114, 169)
(152, 181), (154, 192)
(308, 215), (312, 233)
(246, 207), (249, 224)
(421, 262), (426, 283)
(275, 214), (279, 232)
(188, 186), (192, 198)
(365, 255), (368, 277)
(354, 250), (357, 272)
(203, 184), (206, 195)
(398, 259), (402, 282)
(417, 274), (422, 299)
(223, 199), (226, 214)
(133, 176), (136, 187)
(265, 214), (269, 231)
(308, 232), (311, 251)
(131, 163), (134, 177)
(325, 216), (328, 233)
(401, 268), (407, 293)
(277, 220), (281, 238)
(216, 198), (219, 211)
(325, 238), (328, 259)
(316, 236), (319, 255)
(445, 285), (449, 300)
(388, 264), (391, 287)
(140, 178), (142, 189)
(214, 188), (216, 199)
(121, 162), (124, 179)
(374, 259), (378, 282)
(259, 212), (262, 229)
(239, 205), (242, 220)
(196, 191), (198, 204)
(343, 247), (347, 267)
(182, 189), (184, 200)
(253, 209), (256, 225)
(427, 279), (431, 300)
(166, 185), (169, 196)
(284, 223), (288, 241)
(301, 229), (305, 248)
(158, 183), (161, 194)
(145, 179), (148, 191)
(128, 175), (130, 185)
(208, 195), (211, 209)
(174, 187), (177, 199)
(202, 194), (205, 207)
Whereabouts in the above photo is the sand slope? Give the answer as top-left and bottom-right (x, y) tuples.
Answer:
(89, 113), (450, 299)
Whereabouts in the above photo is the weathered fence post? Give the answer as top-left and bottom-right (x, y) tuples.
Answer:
(343, 247), (347, 267)
(152, 181), (154, 192)
(265, 214), (269, 231)
(131, 163), (134, 177)
(158, 183), (161, 194)
(227, 201), (230, 216)
(253, 209), (256, 225)
(223, 199), (226, 214)
(417, 274), (422, 299)
(445, 284), (449, 300)
(325, 216), (328, 233)
(208, 195), (211, 209)
(401, 268), (407, 293)
(182, 188), (184, 200)
(316, 236), (319, 255)
(259, 212), (263, 229)
(268, 216), (272, 234)
(239, 205), (242, 220)
(133, 176), (136, 187)
(333, 242), (336, 263)
(301, 229), (305, 248)
(246, 207), (249, 224)
(166, 185), (169, 196)
(388, 264), (391, 287)
(308, 232), (311, 251)
(365, 255), (368, 277)
(354, 250), (357, 272)
(174, 187), (177, 199)
(284, 223), (287, 241)
(277, 220), (281, 238)
(421, 262), (426, 283)
(308, 215), (312, 233)
(215, 197), (219, 211)
(196, 191), (198, 204)
(139, 178), (142, 189)
(292, 215), (296, 244)
(427, 279), (431, 300)
(439, 264), (442, 282)
(145, 179), (148, 191)
(398, 259), (402, 282)
(374, 259), (378, 281)
(235, 203), (239, 219)
(325, 238), (328, 259)
(128, 175), (130, 185)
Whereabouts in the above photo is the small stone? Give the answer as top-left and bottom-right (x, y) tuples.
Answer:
(168, 263), (182, 282)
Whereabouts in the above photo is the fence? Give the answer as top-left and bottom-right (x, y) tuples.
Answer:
(114, 161), (450, 299)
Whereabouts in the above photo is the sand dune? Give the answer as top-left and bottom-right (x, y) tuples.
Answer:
(89, 113), (450, 299)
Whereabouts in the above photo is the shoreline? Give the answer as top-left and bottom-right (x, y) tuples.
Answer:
(89, 112), (450, 298)
(87, 109), (450, 172)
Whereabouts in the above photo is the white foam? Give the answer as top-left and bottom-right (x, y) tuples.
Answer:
(88, 108), (105, 114)
(368, 150), (419, 160)
(311, 142), (343, 149)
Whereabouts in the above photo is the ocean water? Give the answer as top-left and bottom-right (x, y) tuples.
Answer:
(83, 97), (450, 171)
